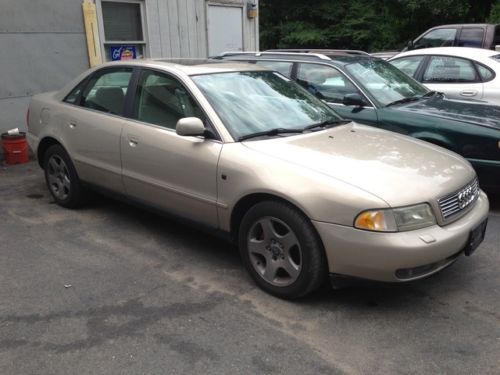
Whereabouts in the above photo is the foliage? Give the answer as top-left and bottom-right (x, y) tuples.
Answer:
(489, 1), (500, 22)
(259, 0), (497, 52)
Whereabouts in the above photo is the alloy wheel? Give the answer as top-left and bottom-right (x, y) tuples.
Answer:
(47, 155), (71, 201)
(247, 216), (302, 286)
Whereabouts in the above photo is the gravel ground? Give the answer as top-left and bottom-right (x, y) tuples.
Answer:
(0, 161), (499, 374)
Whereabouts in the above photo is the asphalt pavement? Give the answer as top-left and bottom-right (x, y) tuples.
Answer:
(0, 162), (499, 374)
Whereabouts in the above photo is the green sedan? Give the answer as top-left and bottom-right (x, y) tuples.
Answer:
(218, 51), (500, 191)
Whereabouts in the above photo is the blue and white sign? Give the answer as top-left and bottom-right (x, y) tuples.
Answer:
(110, 45), (137, 61)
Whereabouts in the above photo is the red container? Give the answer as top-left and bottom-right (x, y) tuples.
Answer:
(1, 132), (29, 165)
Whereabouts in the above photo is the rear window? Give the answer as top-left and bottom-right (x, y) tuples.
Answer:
(490, 54), (500, 62)
(476, 63), (495, 82)
(254, 61), (293, 77)
(458, 28), (484, 48)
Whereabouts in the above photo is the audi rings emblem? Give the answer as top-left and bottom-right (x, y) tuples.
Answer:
(458, 185), (475, 209)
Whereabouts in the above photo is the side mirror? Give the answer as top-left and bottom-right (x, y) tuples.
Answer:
(406, 39), (414, 50)
(342, 93), (365, 107)
(176, 117), (205, 137)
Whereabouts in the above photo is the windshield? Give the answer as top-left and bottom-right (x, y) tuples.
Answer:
(192, 71), (341, 140)
(345, 59), (428, 107)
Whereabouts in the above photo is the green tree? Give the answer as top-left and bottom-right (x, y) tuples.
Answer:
(259, 0), (496, 52)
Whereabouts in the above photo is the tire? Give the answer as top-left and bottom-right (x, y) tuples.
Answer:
(238, 200), (327, 299)
(43, 144), (85, 208)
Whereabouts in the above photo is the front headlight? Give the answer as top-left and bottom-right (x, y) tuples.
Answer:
(354, 203), (436, 232)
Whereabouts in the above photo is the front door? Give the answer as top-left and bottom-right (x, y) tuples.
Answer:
(121, 69), (222, 227)
(295, 62), (379, 125)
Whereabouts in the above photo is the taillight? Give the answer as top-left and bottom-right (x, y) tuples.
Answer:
(26, 109), (30, 129)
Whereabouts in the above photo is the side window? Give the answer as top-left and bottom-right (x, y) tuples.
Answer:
(132, 70), (205, 129)
(390, 56), (425, 77)
(422, 56), (479, 83)
(297, 63), (367, 105)
(413, 28), (457, 49)
(80, 68), (133, 115)
(64, 80), (88, 105)
(458, 28), (484, 48)
(255, 61), (293, 77)
(476, 63), (495, 82)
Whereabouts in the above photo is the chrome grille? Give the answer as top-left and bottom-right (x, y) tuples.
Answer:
(438, 178), (479, 221)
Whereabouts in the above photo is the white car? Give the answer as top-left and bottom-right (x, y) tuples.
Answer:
(389, 47), (500, 105)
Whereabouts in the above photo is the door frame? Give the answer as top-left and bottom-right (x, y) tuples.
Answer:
(206, 2), (244, 56)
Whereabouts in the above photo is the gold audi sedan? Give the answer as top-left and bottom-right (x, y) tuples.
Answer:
(27, 60), (489, 299)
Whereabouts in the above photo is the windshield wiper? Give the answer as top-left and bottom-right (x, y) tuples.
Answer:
(238, 127), (303, 141)
(303, 119), (350, 131)
(385, 96), (421, 107)
(422, 91), (438, 98)
(421, 90), (443, 98)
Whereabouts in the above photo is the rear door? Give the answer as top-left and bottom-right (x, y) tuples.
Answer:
(420, 55), (484, 100)
(61, 67), (133, 192)
(120, 68), (222, 226)
(457, 27), (485, 48)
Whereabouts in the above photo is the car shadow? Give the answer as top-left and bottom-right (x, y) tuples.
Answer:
(77, 191), (491, 310)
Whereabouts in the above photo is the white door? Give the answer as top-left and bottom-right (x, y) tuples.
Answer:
(207, 5), (243, 56)
(422, 55), (484, 101)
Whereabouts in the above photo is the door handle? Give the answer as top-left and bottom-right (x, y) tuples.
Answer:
(460, 90), (478, 97)
(128, 135), (139, 147)
(68, 120), (77, 128)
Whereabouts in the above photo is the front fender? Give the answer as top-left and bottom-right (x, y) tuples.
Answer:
(409, 131), (455, 151)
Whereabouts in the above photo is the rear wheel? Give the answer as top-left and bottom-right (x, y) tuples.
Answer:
(238, 201), (327, 299)
(43, 144), (85, 208)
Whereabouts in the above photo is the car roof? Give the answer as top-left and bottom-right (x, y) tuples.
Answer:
(95, 58), (268, 75)
(265, 49), (370, 56)
(390, 47), (500, 65)
(426, 23), (497, 28)
(218, 51), (377, 67)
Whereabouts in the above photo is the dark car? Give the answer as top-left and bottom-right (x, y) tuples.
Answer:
(216, 50), (500, 190)
(406, 24), (500, 52)
(372, 23), (500, 60)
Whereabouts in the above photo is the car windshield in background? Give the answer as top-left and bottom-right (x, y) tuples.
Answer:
(192, 71), (341, 140)
(345, 59), (428, 107)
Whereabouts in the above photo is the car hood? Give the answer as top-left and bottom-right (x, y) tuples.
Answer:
(243, 123), (475, 207)
(396, 95), (500, 130)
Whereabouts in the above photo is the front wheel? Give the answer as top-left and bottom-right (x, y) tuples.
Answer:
(43, 144), (85, 208)
(238, 201), (327, 299)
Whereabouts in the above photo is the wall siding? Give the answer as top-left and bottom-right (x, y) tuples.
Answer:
(147, 0), (258, 58)
(0, 0), (259, 137)
(0, 0), (88, 135)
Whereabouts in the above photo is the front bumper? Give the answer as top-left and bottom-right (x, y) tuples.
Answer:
(313, 191), (489, 282)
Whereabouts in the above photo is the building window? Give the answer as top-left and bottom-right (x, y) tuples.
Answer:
(98, 0), (147, 61)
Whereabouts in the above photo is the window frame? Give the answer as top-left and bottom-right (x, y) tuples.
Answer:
(413, 27), (458, 50)
(457, 27), (485, 48)
(96, 0), (149, 62)
(62, 66), (136, 118)
(295, 62), (374, 107)
(390, 55), (427, 78)
(474, 61), (496, 83)
(254, 60), (294, 78)
(419, 55), (482, 84)
(127, 67), (222, 141)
